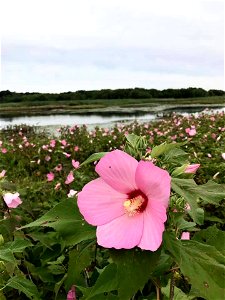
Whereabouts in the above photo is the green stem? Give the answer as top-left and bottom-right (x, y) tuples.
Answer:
(156, 285), (161, 300)
(169, 270), (175, 300)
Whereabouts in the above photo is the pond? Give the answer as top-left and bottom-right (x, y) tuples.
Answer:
(0, 105), (225, 129)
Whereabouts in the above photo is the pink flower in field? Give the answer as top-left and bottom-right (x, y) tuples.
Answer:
(0, 170), (6, 178)
(63, 152), (71, 158)
(67, 189), (78, 198)
(222, 153), (225, 160)
(61, 139), (67, 146)
(54, 182), (61, 190)
(47, 172), (54, 181)
(67, 286), (76, 300)
(50, 139), (56, 147)
(3, 192), (22, 208)
(211, 133), (216, 139)
(55, 164), (63, 171)
(78, 150), (171, 251)
(72, 160), (80, 169)
(74, 146), (79, 152)
(181, 232), (190, 240)
(184, 164), (200, 174)
(1, 148), (7, 154)
(185, 128), (196, 136)
(65, 172), (74, 184)
(185, 203), (191, 211)
(45, 155), (51, 161)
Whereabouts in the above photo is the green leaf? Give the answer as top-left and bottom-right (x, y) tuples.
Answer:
(80, 152), (107, 167)
(125, 133), (147, 150)
(125, 133), (140, 147)
(85, 294), (118, 300)
(164, 148), (189, 165)
(54, 274), (67, 300)
(0, 291), (6, 300)
(164, 232), (225, 300)
(161, 280), (193, 299)
(65, 241), (94, 289)
(192, 181), (225, 205)
(110, 248), (161, 300)
(152, 251), (173, 277)
(0, 249), (16, 264)
(83, 263), (118, 300)
(28, 231), (62, 249)
(5, 276), (40, 300)
(193, 225), (225, 255)
(171, 178), (204, 224)
(5, 239), (33, 253)
(188, 208), (204, 226)
(171, 164), (189, 177)
(48, 265), (65, 275)
(0, 218), (16, 240)
(21, 199), (96, 246)
(204, 214), (224, 224)
(173, 214), (196, 230)
(172, 179), (225, 206)
(151, 142), (186, 158)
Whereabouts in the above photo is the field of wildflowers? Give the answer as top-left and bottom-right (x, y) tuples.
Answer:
(0, 111), (225, 300)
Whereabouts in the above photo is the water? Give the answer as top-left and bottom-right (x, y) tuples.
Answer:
(0, 105), (225, 129)
(0, 112), (156, 128)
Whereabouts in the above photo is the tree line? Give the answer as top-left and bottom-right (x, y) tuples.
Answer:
(0, 87), (224, 103)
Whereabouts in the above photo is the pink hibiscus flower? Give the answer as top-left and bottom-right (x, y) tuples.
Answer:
(184, 164), (200, 174)
(63, 152), (71, 158)
(78, 150), (171, 251)
(3, 192), (22, 208)
(0, 170), (6, 178)
(47, 172), (55, 181)
(65, 171), (74, 184)
(54, 182), (61, 190)
(1, 148), (7, 154)
(181, 232), (190, 240)
(50, 139), (56, 147)
(185, 127), (196, 136)
(72, 159), (80, 169)
(67, 189), (78, 198)
(67, 286), (76, 300)
(54, 164), (63, 172)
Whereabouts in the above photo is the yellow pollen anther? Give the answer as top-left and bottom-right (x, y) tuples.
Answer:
(123, 195), (146, 216)
(123, 200), (131, 207)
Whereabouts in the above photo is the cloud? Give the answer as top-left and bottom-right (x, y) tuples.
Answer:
(1, 0), (224, 92)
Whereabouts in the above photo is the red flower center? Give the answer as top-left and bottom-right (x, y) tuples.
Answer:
(123, 190), (148, 216)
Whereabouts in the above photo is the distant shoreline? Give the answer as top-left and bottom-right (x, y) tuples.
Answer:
(1, 96), (225, 117)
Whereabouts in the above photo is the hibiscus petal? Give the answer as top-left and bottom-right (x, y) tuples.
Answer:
(138, 201), (167, 251)
(135, 161), (171, 207)
(77, 178), (126, 226)
(95, 150), (138, 193)
(97, 213), (143, 249)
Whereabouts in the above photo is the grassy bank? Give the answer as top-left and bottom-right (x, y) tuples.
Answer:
(1, 96), (225, 117)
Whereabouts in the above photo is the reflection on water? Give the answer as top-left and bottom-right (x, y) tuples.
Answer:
(0, 106), (225, 129)
(0, 113), (155, 128)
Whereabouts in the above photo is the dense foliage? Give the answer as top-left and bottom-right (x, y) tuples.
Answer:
(0, 111), (225, 299)
(1, 87), (225, 104)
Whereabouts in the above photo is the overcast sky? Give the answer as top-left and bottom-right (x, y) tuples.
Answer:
(0, 0), (224, 93)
